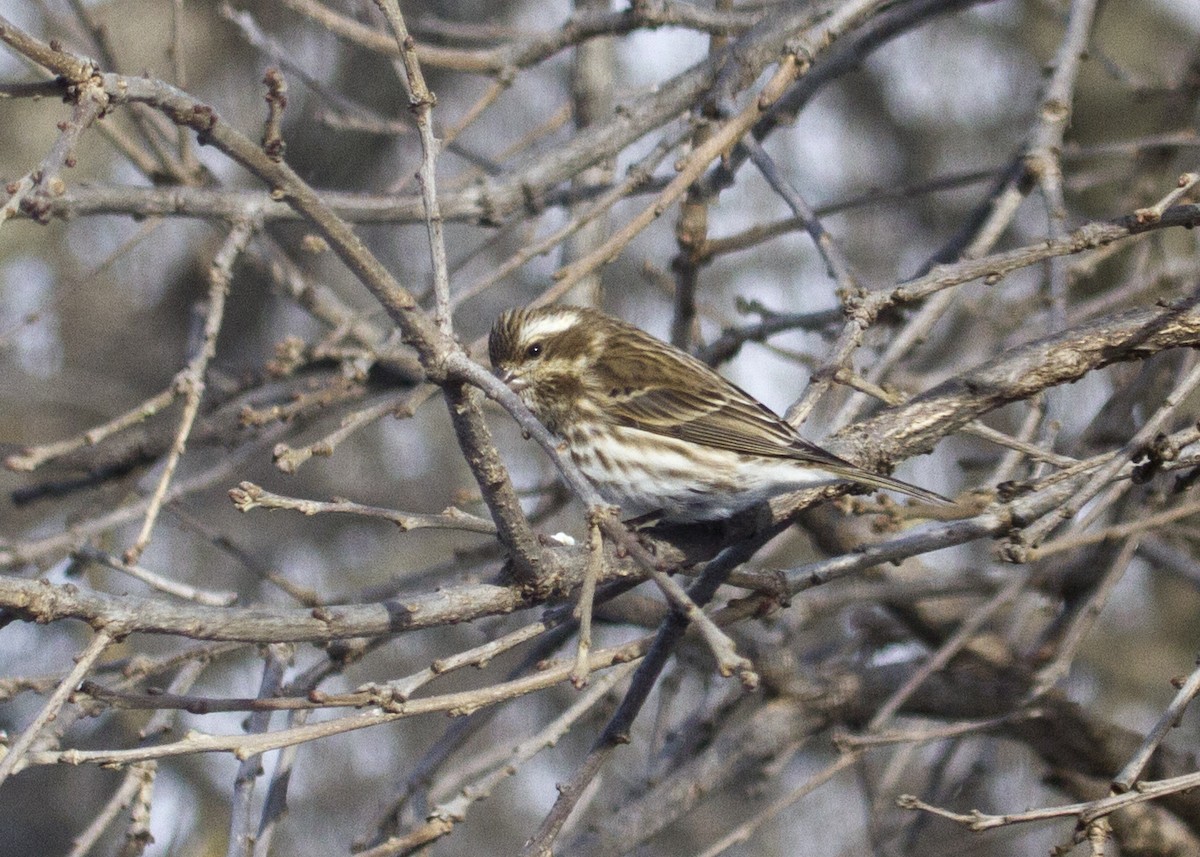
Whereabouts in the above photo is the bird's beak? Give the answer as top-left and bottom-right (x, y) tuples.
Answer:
(497, 368), (528, 392)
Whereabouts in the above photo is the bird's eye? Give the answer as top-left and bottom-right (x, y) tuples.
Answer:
(525, 342), (543, 359)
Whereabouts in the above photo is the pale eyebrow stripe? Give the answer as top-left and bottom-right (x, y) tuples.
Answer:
(521, 312), (578, 339)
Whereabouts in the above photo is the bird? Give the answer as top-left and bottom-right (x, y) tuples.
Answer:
(489, 305), (948, 522)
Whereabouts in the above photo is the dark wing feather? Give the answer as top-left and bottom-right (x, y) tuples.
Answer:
(593, 323), (850, 470)
(588, 317), (950, 505)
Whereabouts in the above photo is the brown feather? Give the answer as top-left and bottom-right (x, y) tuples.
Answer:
(583, 312), (864, 468)
(490, 306), (950, 509)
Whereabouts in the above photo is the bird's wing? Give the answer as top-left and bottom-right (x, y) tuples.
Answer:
(594, 335), (849, 468)
(592, 325), (951, 505)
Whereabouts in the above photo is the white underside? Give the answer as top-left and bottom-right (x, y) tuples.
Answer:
(569, 425), (836, 522)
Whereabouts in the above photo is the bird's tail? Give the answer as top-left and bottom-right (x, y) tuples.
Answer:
(823, 464), (952, 507)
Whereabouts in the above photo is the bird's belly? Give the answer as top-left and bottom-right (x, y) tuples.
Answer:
(566, 425), (834, 522)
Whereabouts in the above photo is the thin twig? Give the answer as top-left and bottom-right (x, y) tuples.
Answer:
(125, 219), (256, 564)
(1135, 171), (1200, 223)
(0, 628), (115, 787)
(570, 514), (604, 688)
(869, 573), (1030, 729)
(598, 513), (757, 685)
(31, 636), (656, 768)
(696, 753), (859, 857)
(1030, 536), (1139, 696)
(227, 645), (290, 857)
(2, 427), (286, 569)
(358, 662), (636, 857)
(742, 134), (858, 293)
(521, 534), (772, 856)
(899, 765), (1200, 832)
(270, 389), (430, 474)
(448, 126), (685, 314)
(67, 763), (156, 857)
(547, 0), (899, 305)
(74, 546), (238, 607)
(252, 707), (309, 857)
(373, 0), (453, 336)
(69, 658), (209, 856)
(1, 73), (109, 226)
(169, 0), (197, 172)
(1112, 655), (1200, 792)
(1021, 355), (1200, 548)
(229, 482), (496, 535)
(362, 621), (550, 703)
(1028, 496), (1200, 560)
(1025, 0), (1100, 333)
(4, 387), (177, 472)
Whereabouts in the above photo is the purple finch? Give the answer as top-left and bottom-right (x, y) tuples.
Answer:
(490, 306), (946, 522)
